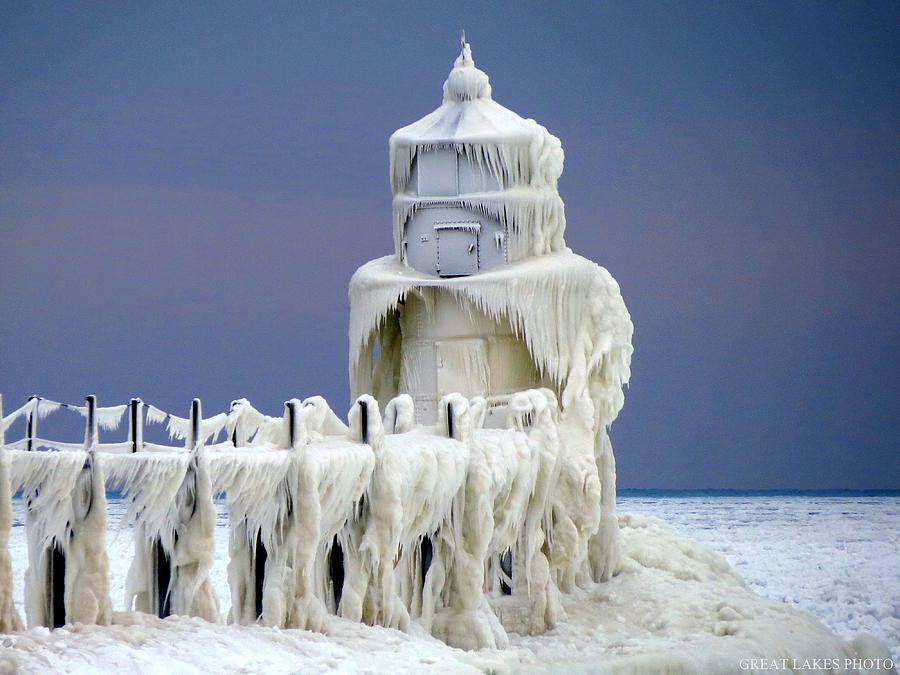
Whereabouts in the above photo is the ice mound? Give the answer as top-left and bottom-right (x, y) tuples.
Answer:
(506, 514), (896, 674)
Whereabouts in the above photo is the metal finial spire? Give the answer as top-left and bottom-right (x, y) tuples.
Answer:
(461, 30), (466, 47)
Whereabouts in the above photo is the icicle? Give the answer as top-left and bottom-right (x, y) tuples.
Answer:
(1, 399), (38, 435)
(166, 414), (191, 442)
(144, 404), (169, 426)
(0, 441), (23, 631)
(169, 446), (219, 621)
(34, 399), (61, 421)
(64, 450), (112, 625)
(69, 404), (127, 431)
(350, 252), (632, 399)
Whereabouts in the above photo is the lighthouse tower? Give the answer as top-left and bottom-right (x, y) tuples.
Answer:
(349, 42), (633, 581)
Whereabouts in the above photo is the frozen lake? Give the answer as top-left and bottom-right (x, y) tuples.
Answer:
(7, 491), (899, 661)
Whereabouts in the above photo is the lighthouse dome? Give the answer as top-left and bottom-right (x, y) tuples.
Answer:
(442, 42), (491, 102)
(390, 42), (564, 191)
(390, 42), (568, 274)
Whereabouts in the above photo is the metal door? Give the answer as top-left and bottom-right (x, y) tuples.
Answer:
(436, 223), (479, 277)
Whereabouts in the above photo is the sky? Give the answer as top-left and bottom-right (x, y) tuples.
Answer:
(1, 1), (897, 489)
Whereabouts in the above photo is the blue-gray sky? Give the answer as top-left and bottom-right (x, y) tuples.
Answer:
(1, 1), (897, 488)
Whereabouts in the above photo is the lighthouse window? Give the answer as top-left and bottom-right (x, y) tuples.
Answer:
(412, 149), (500, 196)
(417, 149), (458, 196)
(458, 156), (500, 193)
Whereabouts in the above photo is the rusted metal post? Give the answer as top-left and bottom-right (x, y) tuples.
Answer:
(499, 550), (513, 595)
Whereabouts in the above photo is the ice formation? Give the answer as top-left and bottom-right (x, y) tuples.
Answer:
(339, 394), (469, 633)
(0, 414), (22, 632)
(0, 388), (598, 648)
(12, 447), (112, 626)
(103, 433), (217, 621)
(0, 42), (635, 653)
(351, 43), (633, 622)
(389, 43), (567, 261)
(426, 392), (553, 649)
(5, 507), (897, 674)
(220, 397), (374, 630)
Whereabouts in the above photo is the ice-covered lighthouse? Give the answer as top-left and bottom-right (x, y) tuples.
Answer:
(349, 42), (633, 581)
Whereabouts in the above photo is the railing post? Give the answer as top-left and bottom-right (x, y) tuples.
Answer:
(254, 528), (267, 620)
(286, 400), (299, 451)
(26, 395), (37, 452)
(50, 395), (94, 628)
(152, 538), (171, 618)
(84, 395), (98, 449)
(154, 398), (202, 619)
(446, 401), (454, 440)
(188, 398), (202, 449)
(329, 535), (344, 611)
(129, 398), (143, 453)
(230, 401), (241, 448)
(48, 543), (66, 628)
(359, 399), (369, 445)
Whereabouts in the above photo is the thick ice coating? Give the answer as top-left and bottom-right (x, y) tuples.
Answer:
(350, 42), (634, 635)
(0, 42), (633, 655)
(389, 43), (567, 261)
(220, 398), (374, 631)
(0, 447), (23, 632)
(350, 253), (633, 587)
(12, 448), (112, 627)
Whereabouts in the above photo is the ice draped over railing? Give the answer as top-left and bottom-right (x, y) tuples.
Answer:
(0, 387), (607, 649)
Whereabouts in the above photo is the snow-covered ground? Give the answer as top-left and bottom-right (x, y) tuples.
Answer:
(618, 493), (900, 662)
(1, 494), (896, 672)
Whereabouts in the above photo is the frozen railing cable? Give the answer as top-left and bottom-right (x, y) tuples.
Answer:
(0, 396), (127, 432)
(1, 396), (238, 442)
(4, 439), (132, 454)
(1, 397), (60, 434)
(2, 394), (362, 443)
(0, 395), (321, 455)
(144, 404), (229, 444)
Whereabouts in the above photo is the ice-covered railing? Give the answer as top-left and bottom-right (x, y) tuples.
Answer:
(0, 388), (609, 650)
(0, 392), (369, 628)
(0, 394), (230, 455)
